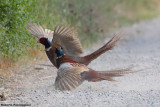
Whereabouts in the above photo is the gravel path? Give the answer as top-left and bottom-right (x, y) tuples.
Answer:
(1, 17), (160, 107)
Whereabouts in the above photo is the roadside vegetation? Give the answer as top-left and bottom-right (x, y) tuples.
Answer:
(0, 0), (160, 70)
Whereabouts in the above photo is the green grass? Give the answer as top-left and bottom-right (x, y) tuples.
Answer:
(0, 0), (37, 59)
(0, 0), (160, 61)
(96, 0), (160, 29)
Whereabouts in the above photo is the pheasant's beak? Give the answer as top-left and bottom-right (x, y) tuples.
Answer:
(56, 47), (62, 51)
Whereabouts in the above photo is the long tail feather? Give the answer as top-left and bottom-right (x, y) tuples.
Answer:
(82, 32), (124, 65)
(84, 66), (141, 82)
(98, 66), (142, 81)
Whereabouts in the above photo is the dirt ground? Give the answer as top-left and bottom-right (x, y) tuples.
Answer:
(1, 17), (160, 107)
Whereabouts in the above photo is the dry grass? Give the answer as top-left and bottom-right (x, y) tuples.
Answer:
(0, 47), (46, 79)
(0, 47), (48, 88)
(0, 58), (15, 78)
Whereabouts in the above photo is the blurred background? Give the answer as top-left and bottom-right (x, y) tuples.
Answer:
(0, 0), (160, 70)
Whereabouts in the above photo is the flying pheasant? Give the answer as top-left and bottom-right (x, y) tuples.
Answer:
(54, 47), (138, 91)
(26, 23), (123, 67)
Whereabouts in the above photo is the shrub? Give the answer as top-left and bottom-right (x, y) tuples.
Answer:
(0, 0), (36, 59)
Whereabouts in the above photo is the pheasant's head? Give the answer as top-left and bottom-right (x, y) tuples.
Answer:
(55, 47), (64, 58)
(39, 37), (51, 49)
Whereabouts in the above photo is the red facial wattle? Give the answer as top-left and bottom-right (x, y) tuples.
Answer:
(39, 38), (45, 44)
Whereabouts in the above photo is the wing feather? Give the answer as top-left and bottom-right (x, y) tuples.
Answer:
(27, 23), (83, 56)
(27, 24), (40, 37)
(65, 76), (76, 89)
(66, 72), (81, 86)
(62, 78), (71, 90)
(59, 25), (70, 35)
(26, 23), (54, 39)
(52, 25), (83, 56)
(55, 68), (83, 91)
(59, 79), (65, 90)
(60, 78), (68, 90)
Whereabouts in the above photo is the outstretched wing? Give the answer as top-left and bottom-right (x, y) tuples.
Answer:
(52, 25), (83, 56)
(26, 23), (54, 39)
(55, 68), (84, 91)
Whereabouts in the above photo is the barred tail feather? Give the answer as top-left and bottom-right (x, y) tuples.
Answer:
(84, 66), (141, 82)
(83, 32), (124, 65)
